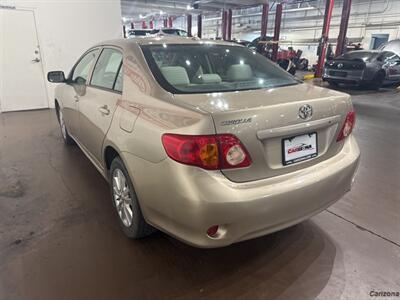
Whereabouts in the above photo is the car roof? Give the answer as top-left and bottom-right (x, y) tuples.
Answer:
(94, 36), (243, 49)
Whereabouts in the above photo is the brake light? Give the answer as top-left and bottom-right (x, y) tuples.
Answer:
(337, 110), (356, 142)
(162, 134), (252, 170)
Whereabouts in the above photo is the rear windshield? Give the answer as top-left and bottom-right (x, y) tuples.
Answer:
(339, 51), (379, 61)
(141, 44), (299, 94)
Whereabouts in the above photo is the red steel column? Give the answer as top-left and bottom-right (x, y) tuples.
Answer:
(335, 0), (352, 57)
(163, 18), (168, 28)
(197, 14), (202, 38)
(261, 2), (269, 39)
(149, 20), (154, 29)
(187, 14), (192, 37)
(168, 16), (173, 28)
(315, 0), (335, 77)
(221, 10), (228, 40)
(271, 3), (283, 62)
(123, 25), (127, 38)
(227, 9), (233, 40)
(130, 22), (134, 29)
(141, 21), (147, 29)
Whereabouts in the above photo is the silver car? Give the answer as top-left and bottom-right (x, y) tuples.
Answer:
(47, 37), (360, 248)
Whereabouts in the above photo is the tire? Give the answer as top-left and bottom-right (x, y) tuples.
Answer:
(57, 107), (75, 145)
(369, 71), (385, 90)
(327, 80), (339, 87)
(109, 157), (155, 239)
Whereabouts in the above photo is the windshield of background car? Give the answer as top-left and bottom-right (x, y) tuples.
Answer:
(339, 51), (379, 62)
(141, 44), (299, 94)
(162, 29), (188, 36)
(129, 30), (150, 36)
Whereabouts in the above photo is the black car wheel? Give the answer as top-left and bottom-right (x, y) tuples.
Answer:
(369, 71), (385, 90)
(327, 80), (339, 87)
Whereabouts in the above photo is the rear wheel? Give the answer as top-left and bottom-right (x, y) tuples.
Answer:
(110, 157), (155, 239)
(57, 108), (75, 145)
(327, 80), (339, 87)
(369, 71), (385, 90)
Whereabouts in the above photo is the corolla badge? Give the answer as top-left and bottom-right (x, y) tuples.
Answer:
(298, 104), (313, 120)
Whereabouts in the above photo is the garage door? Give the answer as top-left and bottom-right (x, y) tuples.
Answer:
(0, 9), (48, 112)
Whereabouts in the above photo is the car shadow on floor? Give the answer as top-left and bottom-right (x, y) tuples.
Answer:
(0, 111), (344, 300)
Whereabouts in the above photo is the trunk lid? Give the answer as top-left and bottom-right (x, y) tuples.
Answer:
(174, 83), (352, 183)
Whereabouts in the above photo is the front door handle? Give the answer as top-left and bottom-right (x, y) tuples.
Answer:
(98, 105), (110, 115)
(32, 58), (41, 63)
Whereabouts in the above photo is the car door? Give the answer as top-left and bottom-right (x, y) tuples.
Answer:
(62, 48), (99, 138)
(78, 47), (123, 166)
(382, 51), (400, 81)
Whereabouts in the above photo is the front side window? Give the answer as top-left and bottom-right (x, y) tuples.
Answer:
(90, 48), (123, 91)
(141, 44), (298, 94)
(72, 49), (98, 84)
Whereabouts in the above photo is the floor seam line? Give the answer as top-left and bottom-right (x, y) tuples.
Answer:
(326, 209), (400, 248)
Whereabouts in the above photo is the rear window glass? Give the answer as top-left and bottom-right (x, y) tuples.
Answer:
(141, 44), (299, 94)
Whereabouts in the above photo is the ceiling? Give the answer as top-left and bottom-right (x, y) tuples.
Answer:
(121, 0), (320, 22)
(121, 0), (266, 19)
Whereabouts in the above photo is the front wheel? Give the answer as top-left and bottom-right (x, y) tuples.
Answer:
(110, 157), (155, 239)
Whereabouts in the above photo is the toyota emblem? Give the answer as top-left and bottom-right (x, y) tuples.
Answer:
(337, 63), (344, 69)
(299, 104), (313, 120)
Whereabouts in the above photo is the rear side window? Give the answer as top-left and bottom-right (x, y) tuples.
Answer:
(90, 48), (123, 91)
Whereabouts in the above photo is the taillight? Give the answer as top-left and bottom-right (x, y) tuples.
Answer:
(162, 134), (252, 170)
(337, 110), (356, 142)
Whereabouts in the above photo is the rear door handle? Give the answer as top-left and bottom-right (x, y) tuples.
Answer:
(74, 95), (80, 102)
(98, 105), (110, 115)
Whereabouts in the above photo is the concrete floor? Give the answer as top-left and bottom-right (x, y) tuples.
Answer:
(0, 85), (399, 300)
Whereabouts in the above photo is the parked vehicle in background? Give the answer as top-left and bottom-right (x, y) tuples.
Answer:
(47, 37), (359, 248)
(151, 28), (188, 37)
(323, 50), (400, 89)
(379, 39), (400, 56)
(127, 29), (152, 38)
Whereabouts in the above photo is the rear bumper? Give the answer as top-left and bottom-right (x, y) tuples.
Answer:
(123, 135), (360, 248)
(323, 68), (365, 84)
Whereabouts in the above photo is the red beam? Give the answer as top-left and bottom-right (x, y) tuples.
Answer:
(187, 14), (192, 37)
(335, 0), (352, 57)
(227, 9), (233, 41)
(197, 14), (202, 38)
(315, 0), (335, 77)
(261, 3), (269, 39)
(168, 16), (173, 28)
(271, 3), (283, 62)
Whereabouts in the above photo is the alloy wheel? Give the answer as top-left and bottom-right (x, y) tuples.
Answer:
(112, 168), (133, 227)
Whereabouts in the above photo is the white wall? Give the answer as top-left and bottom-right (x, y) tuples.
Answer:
(0, 0), (122, 108)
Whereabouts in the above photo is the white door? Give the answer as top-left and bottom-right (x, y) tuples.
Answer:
(0, 9), (48, 112)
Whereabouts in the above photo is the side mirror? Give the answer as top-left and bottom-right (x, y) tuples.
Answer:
(47, 71), (65, 83)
